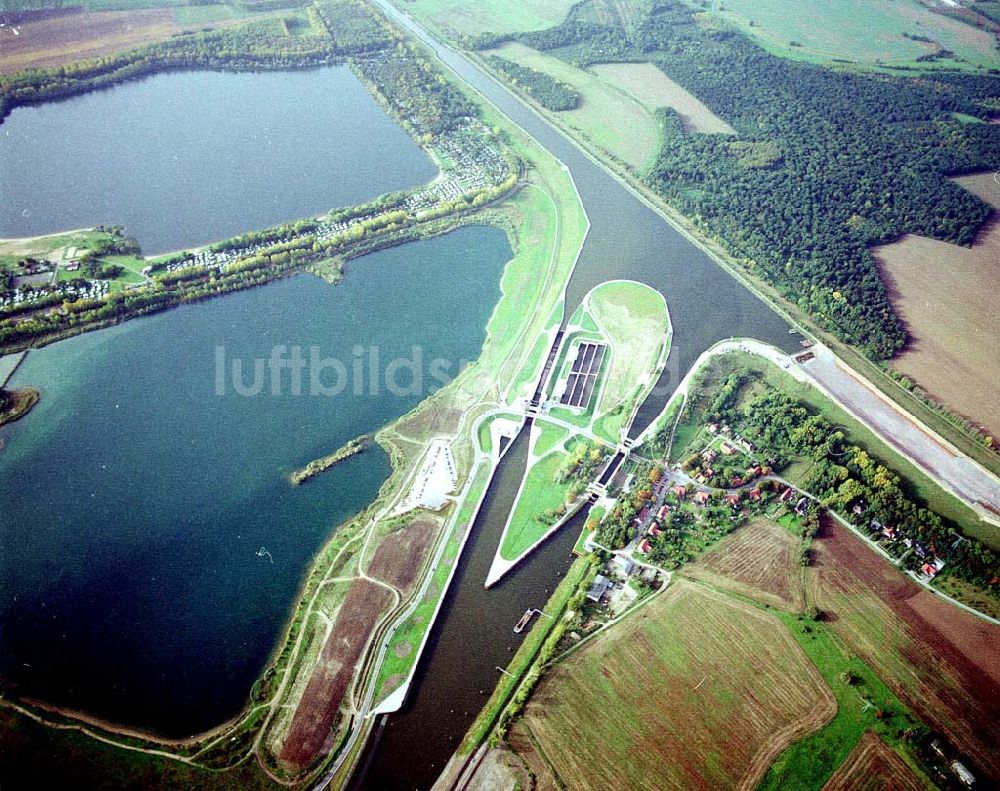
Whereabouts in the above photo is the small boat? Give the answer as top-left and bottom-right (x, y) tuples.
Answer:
(513, 608), (535, 634)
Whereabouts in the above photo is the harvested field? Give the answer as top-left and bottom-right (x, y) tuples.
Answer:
(873, 171), (1000, 439)
(822, 731), (925, 791)
(0, 7), (241, 74)
(366, 519), (437, 595)
(279, 579), (393, 767)
(685, 518), (805, 611)
(506, 721), (559, 791)
(519, 580), (835, 790)
(591, 62), (736, 134)
(808, 517), (1000, 778)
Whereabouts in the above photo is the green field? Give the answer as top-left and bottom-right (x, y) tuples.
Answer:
(587, 279), (670, 415)
(391, 0), (576, 37)
(499, 440), (583, 561)
(517, 580), (836, 789)
(760, 611), (927, 789)
(689, 0), (999, 71)
(533, 419), (568, 458)
(487, 43), (662, 170)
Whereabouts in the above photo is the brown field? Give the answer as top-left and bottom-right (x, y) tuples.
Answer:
(0, 7), (239, 74)
(366, 519), (437, 595)
(518, 580), (835, 790)
(506, 721), (559, 791)
(872, 171), (1000, 439)
(279, 579), (393, 767)
(808, 517), (1000, 778)
(822, 731), (926, 791)
(591, 61), (736, 135)
(684, 518), (805, 611)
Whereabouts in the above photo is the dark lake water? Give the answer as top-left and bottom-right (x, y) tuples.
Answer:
(0, 225), (510, 736)
(0, 66), (436, 254)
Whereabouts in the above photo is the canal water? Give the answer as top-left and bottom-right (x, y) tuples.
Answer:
(0, 66), (436, 254)
(0, 226), (510, 735)
(357, 3), (802, 788)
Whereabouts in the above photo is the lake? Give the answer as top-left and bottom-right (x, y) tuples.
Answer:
(0, 66), (436, 254)
(0, 225), (510, 736)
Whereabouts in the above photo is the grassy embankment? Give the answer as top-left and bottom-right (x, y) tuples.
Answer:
(364, 86), (591, 705)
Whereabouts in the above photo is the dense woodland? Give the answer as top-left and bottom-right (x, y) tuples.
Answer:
(490, 0), (1000, 359)
(484, 55), (580, 111)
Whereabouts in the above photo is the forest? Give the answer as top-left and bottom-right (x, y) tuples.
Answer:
(495, 0), (1000, 360)
(484, 55), (580, 111)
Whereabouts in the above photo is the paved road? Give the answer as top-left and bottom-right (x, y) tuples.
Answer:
(800, 345), (1000, 523)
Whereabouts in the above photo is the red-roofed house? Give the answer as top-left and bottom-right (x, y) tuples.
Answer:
(726, 493), (741, 506)
(638, 539), (652, 554)
(749, 488), (762, 502)
(657, 505), (670, 521)
(670, 485), (687, 499)
(731, 476), (743, 488)
(648, 522), (663, 537)
(694, 491), (710, 506)
(779, 488), (794, 502)
(720, 441), (736, 456)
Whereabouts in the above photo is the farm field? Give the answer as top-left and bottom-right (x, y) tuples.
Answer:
(684, 518), (806, 612)
(364, 518), (436, 596)
(685, 0), (999, 70)
(807, 517), (1000, 779)
(590, 62), (736, 135)
(517, 580), (835, 790)
(279, 579), (393, 768)
(0, 6), (247, 74)
(487, 43), (661, 170)
(873, 171), (1000, 440)
(822, 731), (926, 791)
(392, 0), (576, 37)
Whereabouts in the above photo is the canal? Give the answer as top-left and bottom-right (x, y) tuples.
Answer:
(357, 2), (800, 788)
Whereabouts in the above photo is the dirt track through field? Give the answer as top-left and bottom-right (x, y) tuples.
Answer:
(279, 579), (393, 767)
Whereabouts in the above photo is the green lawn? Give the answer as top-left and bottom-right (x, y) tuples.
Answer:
(500, 446), (581, 561)
(533, 419), (568, 458)
(573, 504), (604, 555)
(688, 0), (999, 72)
